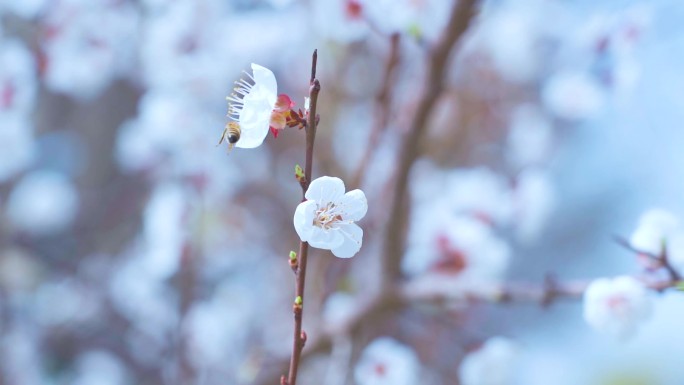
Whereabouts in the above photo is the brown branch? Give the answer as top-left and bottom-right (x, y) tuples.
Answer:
(381, 0), (478, 287)
(285, 49), (320, 385)
(258, 272), (679, 385)
(614, 234), (682, 282)
(350, 33), (401, 189)
(401, 276), (679, 305)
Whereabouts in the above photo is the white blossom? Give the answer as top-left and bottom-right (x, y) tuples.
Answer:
(506, 105), (553, 168)
(364, 0), (453, 42)
(403, 215), (510, 283)
(512, 169), (555, 243)
(293, 176), (367, 258)
(41, 0), (139, 99)
(0, 39), (37, 117)
(472, 5), (542, 83)
(312, 0), (369, 44)
(583, 276), (653, 339)
(629, 209), (680, 256)
(6, 171), (78, 235)
(0, 116), (36, 183)
(322, 292), (356, 333)
(224, 64), (278, 149)
(629, 209), (684, 277)
(542, 70), (605, 121)
(354, 337), (420, 385)
(72, 350), (127, 385)
(0, 0), (48, 19)
(140, 0), (235, 99)
(459, 337), (520, 385)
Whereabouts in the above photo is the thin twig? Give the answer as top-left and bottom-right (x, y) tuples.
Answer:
(350, 33), (401, 189)
(285, 49), (320, 385)
(614, 234), (682, 282)
(381, 0), (478, 288)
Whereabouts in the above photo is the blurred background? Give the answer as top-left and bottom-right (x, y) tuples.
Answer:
(2, 0), (684, 384)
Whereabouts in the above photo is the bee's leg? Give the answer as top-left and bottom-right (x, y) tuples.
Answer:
(216, 127), (228, 146)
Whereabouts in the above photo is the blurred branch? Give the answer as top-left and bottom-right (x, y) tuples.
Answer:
(381, 0), (478, 288)
(285, 50), (321, 385)
(614, 235), (682, 282)
(255, 273), (679, 385)
(350, 33), (401, 189)
(177, 244), (197, 385)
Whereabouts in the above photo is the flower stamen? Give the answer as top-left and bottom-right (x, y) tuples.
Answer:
(225, 73), (256, 122)
(313, 203), (345, 230)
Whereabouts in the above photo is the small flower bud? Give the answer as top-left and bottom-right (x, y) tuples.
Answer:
(300, 331), (308, 345)
(289, 251), (297, 260)
(295, 296), (303, 306)
(295, 164), (304, 179)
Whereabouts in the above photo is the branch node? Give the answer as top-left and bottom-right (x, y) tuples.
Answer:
(300, 331), (307, 347)
(541, 274), (558, 307)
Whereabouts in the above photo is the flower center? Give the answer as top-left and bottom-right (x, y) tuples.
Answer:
(433, 234), (468, 274)
(373, 363), (387, 377)
(313, 202), (344, 230)
(606, 294), (630, 317)
(226, 70), (256, 122)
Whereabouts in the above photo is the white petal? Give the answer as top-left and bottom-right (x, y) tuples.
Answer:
(235, 97), (271, 149)
(305, 176), (345, 203)
(331, 223), (363, 258)
(308, 226), (344, 250)
(251, 63), (277, 107)
(293, 200), (317, 242)
(338, 189), (367, 221)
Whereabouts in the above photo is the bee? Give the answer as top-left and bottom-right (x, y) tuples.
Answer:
(218, 122), (241, 150)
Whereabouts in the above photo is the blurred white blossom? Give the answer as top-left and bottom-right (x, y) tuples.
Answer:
(472, 4), (543, 83)
(629, 209), (680, 256)
(0, 0), (48, 19)
(41, 0), (139, 99)
(354, 337), (420, 385)
(312, 0), (369, 43)
(1, 327), (44, 385)
(365, 0), (454, 42)
(542, 70), (605, 121)
(184, 281), (252, 371)
(0, 39), (37, 117)
(629, 209), (684, 277)
(116, 90), (235, 185)
(322, 291), (356, 333)
(294, 176), (367, 258)
(0, 248), (41, 291)
(403, 215), (510, 284)
(34, 279), (101, 326)
(109, 254), (178, 342)
(0, 116), (36, 183)
(0, 40), (36, 180)
(459, 337), (520, 385)
(512, 169), (555, 243)
(72, 350), (127, 385)
(140, 0), (233, 99)
(142, 183), (189, 279)
(6, 170), (78, 235)
(506, 105), (553, 168)
(583, 276), (653, 339)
